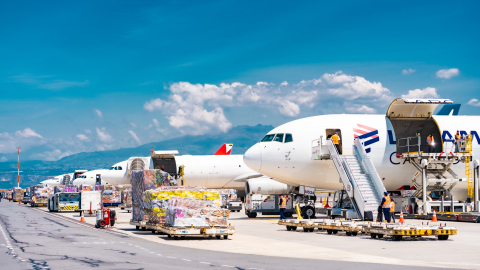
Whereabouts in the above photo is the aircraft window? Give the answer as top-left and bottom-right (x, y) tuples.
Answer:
(117, 166), (122, 170)
(273, 133), (284, 142)
(261, 134), (275, 142)
(285, 133), (293, 143)
(109, 167), (115, 170)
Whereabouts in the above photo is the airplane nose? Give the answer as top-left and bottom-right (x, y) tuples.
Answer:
(244, 144), (262, 172)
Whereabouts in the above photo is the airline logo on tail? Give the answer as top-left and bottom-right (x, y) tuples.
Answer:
(353, 124), (379, 153)
(214, 144), (233, 155)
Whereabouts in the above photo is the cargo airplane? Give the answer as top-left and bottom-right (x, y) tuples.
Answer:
(244, 99), (477, 203)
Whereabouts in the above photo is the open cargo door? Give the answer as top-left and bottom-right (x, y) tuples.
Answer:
(386, 98), (452, 154)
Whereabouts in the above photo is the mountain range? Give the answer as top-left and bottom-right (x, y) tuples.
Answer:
(0, 124), (273, 190)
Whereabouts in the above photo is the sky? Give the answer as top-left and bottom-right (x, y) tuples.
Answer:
(0, 1), (479, 161)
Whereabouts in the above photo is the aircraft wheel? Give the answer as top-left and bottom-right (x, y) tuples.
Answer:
(302, 206), (316, 219)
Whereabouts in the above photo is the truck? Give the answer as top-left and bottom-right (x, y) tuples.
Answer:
(30, 186), (51, 207)
(244, 194), (294, 218)
(226, 199), (243, 212)
(21, 189), (31, 204)
(12, 187), (24, 202)
(48, 192), (81, 212)
(80, 191), (101, 214)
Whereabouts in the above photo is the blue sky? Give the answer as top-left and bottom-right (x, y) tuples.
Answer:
(1, 1), (479, 160)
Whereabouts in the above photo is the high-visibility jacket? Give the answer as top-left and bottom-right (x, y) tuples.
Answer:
(279, 197), (286, 209)
(390, 201), (395, 212)
(455, 134), (461, 143)
(32, 196), (36, 203)
(382, 196), (391, 208)
(427, 136), (434, 146)
(331, 134), (340, 144)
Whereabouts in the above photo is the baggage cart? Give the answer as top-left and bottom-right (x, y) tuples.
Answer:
(362, 222), (457, 241)
(147, 223), (235, 240)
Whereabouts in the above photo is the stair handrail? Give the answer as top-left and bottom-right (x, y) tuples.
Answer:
(327, 139), (364, 219)
(341, 156), (367, 218)
(354, 138), (387, 200)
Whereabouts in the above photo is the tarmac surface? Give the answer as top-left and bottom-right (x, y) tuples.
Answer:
(1, 200), (479, 269)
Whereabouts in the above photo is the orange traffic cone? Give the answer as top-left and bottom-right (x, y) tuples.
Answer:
(325, 197), (331, 208)
(319, 197), (323, 203)
(18, 199), (21, 205)
(399, 211), (405, 223)
(431, 210), (438, 222)
(80, 211), (86, 222)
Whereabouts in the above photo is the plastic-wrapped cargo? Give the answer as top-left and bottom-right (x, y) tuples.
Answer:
(165, 197), (230, 227)
(131, 170), (179, 222)
(102, 190), (122, 204)
(208, 189), (237, 207)
(64, 185), (78, 193)
(80, 184), (94, 191)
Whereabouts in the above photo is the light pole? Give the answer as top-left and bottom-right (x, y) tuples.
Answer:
(17, 147), (21, 188)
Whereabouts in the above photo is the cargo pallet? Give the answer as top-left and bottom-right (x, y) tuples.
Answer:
(404, 212), (480, 223)
(130, 220), (148, 230)
(362, 223), (457, 241)
(278, 219), (457, 241)
(146, 223), (235, 240)
(102, 203), (121, 207)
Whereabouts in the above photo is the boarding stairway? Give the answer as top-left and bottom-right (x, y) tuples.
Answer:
(327, 138), (386, 220)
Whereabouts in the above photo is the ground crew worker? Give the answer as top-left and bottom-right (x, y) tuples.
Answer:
(380, 192), (391, 223)
(390, 199), (396, 223)
(279, 195), (287, 220)
(455, 130), (462, 152)
(427, 134), (434, 153)
(31, 195), (36, 207)
(331, 132), (341, 154)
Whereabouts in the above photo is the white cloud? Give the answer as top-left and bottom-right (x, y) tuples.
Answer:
(85, 129), (91, 134)
(402, 69), (416, 75)
(346, 105), (377, 114)
(15, 128), (43, 138)
(143, 71), (394, 134)
(95, 109), (103, 119)
(76, 134), (89, 141)
(128, 130), (141, 145)
(96, 127), (113, 142)
(401, 87), (439, 99)
(467, 99), (480, 107)
(38, 80), (89, 90)
(129, 122), (137, 128)
(0, 128), (46, 154)
(30, 149), (73, 161)
(436, 68), (460, 79)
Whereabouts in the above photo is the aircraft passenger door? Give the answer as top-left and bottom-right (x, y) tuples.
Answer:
(326, 128), (343, 154)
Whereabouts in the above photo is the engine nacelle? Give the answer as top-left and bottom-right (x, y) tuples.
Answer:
(246, 177), (294, 195)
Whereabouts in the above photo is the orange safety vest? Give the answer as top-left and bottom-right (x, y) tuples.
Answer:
(32, 196), (36, 203)
(382, 196), (391, 208)
(279, 197), (286, 209)
(332, 134), (340, 144)
(390, 201), (395, 212)
(455, 134), (461, 142)
(427, 136), (434, 145)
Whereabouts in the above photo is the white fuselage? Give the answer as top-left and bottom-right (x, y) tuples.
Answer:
(244, 114), (480, 201)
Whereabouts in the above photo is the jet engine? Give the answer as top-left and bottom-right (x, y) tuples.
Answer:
(246, 177), (294, 195)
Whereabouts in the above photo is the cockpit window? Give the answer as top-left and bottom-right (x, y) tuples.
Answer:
(117, 166), (122, 170)
(261, 134), (275, 142)
(109, 167), (115, 170)
(285, 133), (293, 143)
(273, 133), (284, 142)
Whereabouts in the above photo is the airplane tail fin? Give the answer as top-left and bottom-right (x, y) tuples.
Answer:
(436, 104), (461, 116)
(214, 144), (233, 155)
